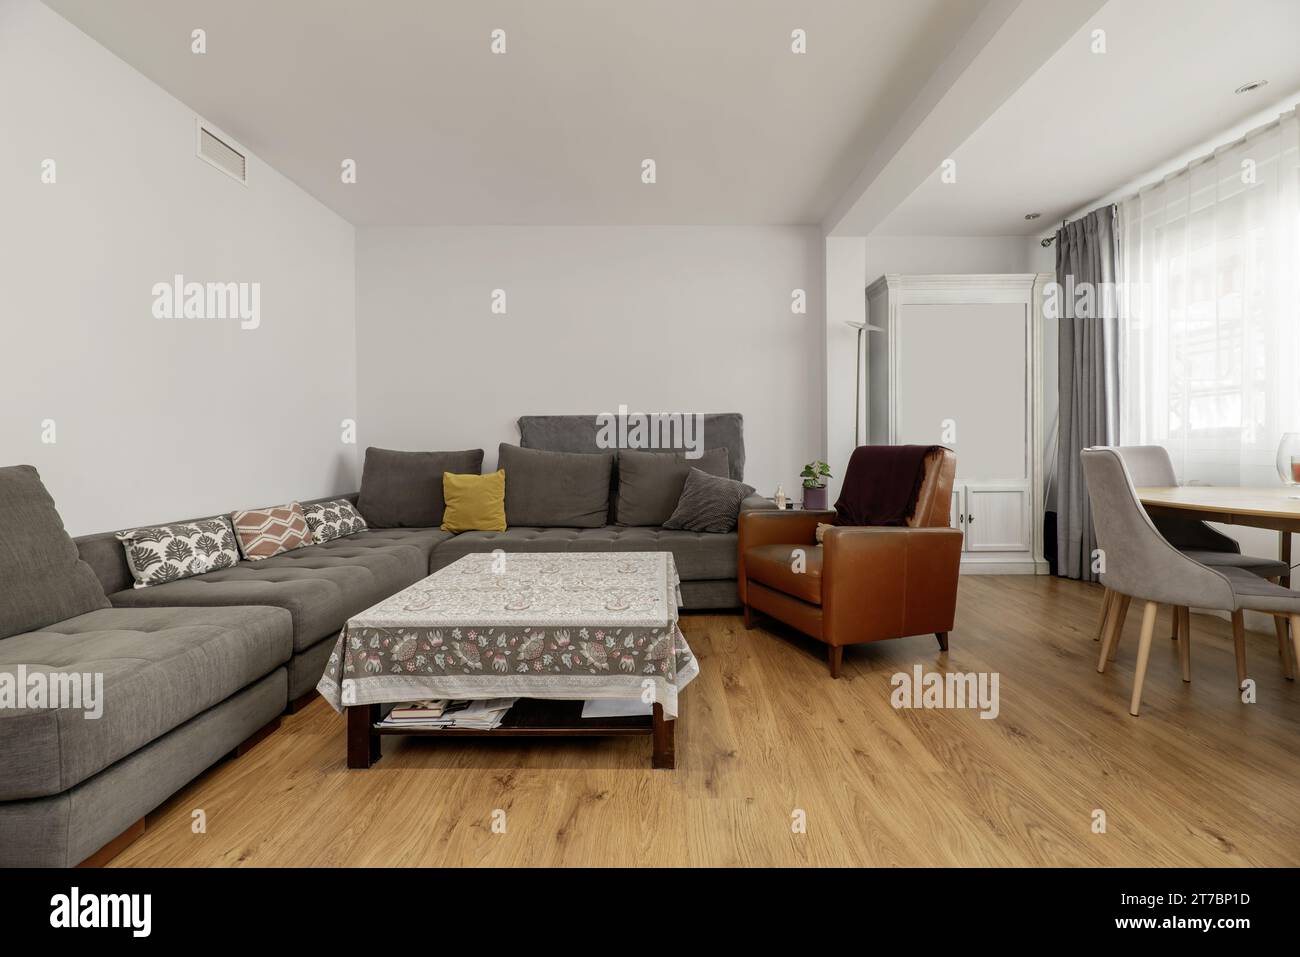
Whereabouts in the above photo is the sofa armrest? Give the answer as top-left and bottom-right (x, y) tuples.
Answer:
(822, 527), (963, 644)
(737, 508), (836, 603)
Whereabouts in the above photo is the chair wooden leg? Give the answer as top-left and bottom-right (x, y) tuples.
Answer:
(1108, 595), (1132, 661)
(1095, 588), (1114, 641)
(935, 631), (948, 651)
(1274, 615), (1295, 680)
(742, 603), (754, 629)
(1169, 605), (1181, 640)
(1290, 615), (1300, 686)
(1231, 610), (1248, 691)
(1177, 606), (1191, 682)
(1129, 601), (1159, 716)
(1097, 592), (1123, 671)
(827, 644), (843, 679)
(1099, 594), (1131, 669)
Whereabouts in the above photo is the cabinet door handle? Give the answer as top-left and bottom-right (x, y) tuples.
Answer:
(967, 514), (974, 523)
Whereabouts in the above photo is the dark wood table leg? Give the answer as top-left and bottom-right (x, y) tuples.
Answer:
(347, 703), (381, 769)
(651, 702), (675, 770)
(1282, 530), (1292, 588)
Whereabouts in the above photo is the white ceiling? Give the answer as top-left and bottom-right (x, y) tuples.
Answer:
(877, 0), (1300, 236)
(43, 0), (988, 226)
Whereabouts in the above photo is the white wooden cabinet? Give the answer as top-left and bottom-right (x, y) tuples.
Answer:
(867, 274), (1050, 575)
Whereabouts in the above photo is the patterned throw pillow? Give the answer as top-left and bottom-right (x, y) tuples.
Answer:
(230, 503), (312, 561)
(302, 498), (368, 544)
(662, 468), (756, 534)
(116, 518), (240, 588)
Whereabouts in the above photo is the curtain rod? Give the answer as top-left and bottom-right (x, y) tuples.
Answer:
(1037, 106), (1296, 249)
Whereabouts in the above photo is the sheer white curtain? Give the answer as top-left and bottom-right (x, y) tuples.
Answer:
(1119, 109), (1300, 486)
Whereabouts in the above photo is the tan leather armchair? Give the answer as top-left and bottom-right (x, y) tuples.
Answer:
(738, 448), (962, 677)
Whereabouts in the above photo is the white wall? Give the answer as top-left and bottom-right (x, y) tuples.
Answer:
(823, 236), (866, 502)
(356, 226), (823, 498)
(864, 234), (1037, 276)
(0, 0), (358, 536)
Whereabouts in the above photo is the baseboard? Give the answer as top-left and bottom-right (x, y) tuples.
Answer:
(960, 561), (1047, 575)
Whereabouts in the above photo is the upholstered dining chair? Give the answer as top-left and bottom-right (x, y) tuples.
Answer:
(1102, 444), (1294, 676)
(1099, 446), (1293, 680)
(737, 447), (962, 678)
(1081, 447), (1300, 715)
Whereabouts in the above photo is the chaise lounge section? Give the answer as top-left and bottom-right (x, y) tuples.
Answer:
(75, 502), (452, 708)
(0, 466), (294, 867)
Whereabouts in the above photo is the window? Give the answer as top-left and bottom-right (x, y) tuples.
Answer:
(1119, 109), (1300, 486)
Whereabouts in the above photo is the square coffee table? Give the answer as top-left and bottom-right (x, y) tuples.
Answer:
(317, 551), (698, 769)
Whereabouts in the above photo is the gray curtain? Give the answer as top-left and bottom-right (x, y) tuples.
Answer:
(1056, 205), (1121, 581)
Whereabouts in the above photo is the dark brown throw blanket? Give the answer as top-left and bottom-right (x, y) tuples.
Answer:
(832, 445), (939, 527)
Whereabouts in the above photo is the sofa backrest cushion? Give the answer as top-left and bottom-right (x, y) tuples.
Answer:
(357, 447), (484, 528)
(75, 492), (360, 595)
(518, 413), (746, 481)
(498, 444), (612, 528)
(615, 447), (730, 526)
(0, 465), (110, 639)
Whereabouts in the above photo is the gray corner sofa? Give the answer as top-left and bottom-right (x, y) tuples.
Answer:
(0, 465), (294, 867)
(1, 413), (767, 866)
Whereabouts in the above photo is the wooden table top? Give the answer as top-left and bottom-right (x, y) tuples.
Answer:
(1136, 485), (1300, 520)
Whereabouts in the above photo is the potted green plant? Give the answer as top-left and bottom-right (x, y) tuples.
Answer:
(800, 460), (832, 510)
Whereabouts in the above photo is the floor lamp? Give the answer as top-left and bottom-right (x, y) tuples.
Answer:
(844, 319), (876, 446)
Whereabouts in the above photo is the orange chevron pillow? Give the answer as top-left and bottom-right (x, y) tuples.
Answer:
(230, 502), (312, 561)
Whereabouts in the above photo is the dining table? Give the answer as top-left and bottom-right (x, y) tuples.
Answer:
(1136, 485), (1300, 587)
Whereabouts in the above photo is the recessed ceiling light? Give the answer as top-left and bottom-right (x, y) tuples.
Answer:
(1024, 212), (1041, 221)
(1235, 80), (1268, 94)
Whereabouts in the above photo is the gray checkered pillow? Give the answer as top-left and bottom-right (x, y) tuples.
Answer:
(302, 499), (368, 544)
(662, 468), (755, 533)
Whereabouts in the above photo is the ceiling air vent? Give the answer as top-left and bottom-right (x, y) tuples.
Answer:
(195, 120), (247, 185)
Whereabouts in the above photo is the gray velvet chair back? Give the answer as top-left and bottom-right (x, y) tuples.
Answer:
(1114, 445), (1178, 485)
(1080, 447), (1234, 608)
(1113, 445), (1239, 554)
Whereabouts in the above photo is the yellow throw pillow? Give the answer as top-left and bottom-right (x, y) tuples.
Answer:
(441, 470), (507, 533)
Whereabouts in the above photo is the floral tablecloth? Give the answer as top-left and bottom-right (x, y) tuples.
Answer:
(317, 551), (699, 718)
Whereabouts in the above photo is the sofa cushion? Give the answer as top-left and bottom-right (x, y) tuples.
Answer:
(664, 468), (756, 533)
(231, 502), (312, 560)
(302, 498), (368, 544)
(116, 517), (241, 587)
(431, 525), (737, 582)
(0, 465), (109, 640)
(357, 447), (484, 528)
(0, 605), (292, 801)
(744, 544), (823, 604)
(108, 538), (429, 651)
(615, 448), (730, 526)
(343, 527), (452, 564)
(442, 469), (507, 533)
(518, 412), (747, 481)
(498, 444), (613, 528)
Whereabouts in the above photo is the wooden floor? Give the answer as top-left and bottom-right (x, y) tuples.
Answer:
(111, 576), (1300, 867)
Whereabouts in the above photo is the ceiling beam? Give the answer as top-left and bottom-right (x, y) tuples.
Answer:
(824, 0), (1108, 236)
